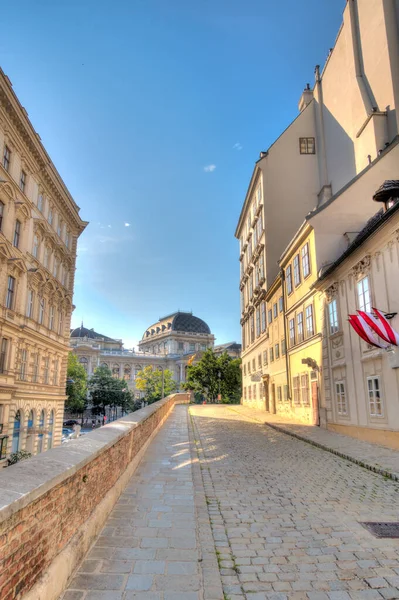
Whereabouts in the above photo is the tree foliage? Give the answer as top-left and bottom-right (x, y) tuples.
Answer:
(65, 353), (88, 414)
(135, 366), (176, 404)
(183, 348), (241, 403)
(88, 365), (133, 416)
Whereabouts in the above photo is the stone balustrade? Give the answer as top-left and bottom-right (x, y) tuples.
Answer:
(0, 393), (190, 600)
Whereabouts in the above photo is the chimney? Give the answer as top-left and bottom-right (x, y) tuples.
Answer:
(298, 83), (313, 112)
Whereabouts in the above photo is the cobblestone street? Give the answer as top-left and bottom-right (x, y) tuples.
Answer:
(190, 405), (399, 600)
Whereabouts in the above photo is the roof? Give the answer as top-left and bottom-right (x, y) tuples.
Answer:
(214, 342), (242, 352)
(142, 312), (211, 340)
(317, 202), (399, 282)
(70, 324), (119, 342)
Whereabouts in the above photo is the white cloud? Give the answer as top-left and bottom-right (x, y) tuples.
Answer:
(204, 164), (216, 173)
(124, 222), (131, 227)
(108, 224), (112, 228)
(233, 142), (243, 151)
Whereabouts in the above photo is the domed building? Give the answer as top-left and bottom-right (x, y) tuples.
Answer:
(70, 312), (215, 398)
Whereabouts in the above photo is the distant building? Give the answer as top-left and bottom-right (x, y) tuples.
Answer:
(0, 69), (87, 463)
(70, 312), (215, 397)
(214, 342), (241, 359)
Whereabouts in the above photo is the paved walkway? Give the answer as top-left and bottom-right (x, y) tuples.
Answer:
(229, 405), (399, 481)
(62, 405), (399, 600)
(62, 405), (222, 600)
(191, 405), (399, 600)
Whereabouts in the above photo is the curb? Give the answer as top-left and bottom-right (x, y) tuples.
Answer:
(265, 421), (399, 483)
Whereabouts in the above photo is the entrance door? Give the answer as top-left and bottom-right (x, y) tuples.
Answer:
(311, 381), (319, 426)
(271, 384), (276, 414)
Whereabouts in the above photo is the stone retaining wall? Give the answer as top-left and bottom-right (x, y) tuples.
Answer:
(0, 393), (189, 600)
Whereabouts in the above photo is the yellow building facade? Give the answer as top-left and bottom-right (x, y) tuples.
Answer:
(0, 69), (87, 462)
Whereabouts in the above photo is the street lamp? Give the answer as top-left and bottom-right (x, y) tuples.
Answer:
(218, 371), (221, 403)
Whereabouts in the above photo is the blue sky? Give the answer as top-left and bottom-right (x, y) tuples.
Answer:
(1, 0), (344, 348)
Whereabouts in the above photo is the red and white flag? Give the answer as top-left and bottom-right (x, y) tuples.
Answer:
(372, 308), (399, 346)
(348, 314), (389, 349)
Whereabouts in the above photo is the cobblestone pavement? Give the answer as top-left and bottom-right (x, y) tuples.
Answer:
(229, 405), (399, 481)
(61, 405), (222, 600)
(190, 405), (399, 600)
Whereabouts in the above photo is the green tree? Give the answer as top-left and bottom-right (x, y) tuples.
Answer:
(183, 348), (241, 403)
(65, 353), (88, 415)
(89, 365), (133, 420)
(135, 366), (176, 404)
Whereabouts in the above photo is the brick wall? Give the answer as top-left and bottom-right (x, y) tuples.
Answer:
(0, 393), (189, 600)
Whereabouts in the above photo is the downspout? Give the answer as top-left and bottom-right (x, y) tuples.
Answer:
(348, 0), (377, 115)
(314, 65), (329, 192)
(280, 269), (292, 401)
(381, 0), (399, 136)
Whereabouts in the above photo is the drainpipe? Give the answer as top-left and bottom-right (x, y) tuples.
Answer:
(381, 0), (399, 136)
(280, 269), (292, 401)
(314, 65), (329, 193)
(348, 0), (376, 115)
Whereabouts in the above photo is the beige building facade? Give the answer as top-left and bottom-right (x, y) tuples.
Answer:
(0, 69), (87, 462)
(236, 0), (399, 441)
(70, 312), (215, 398)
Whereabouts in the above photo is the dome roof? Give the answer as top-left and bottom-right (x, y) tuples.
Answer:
(142, 312), (211, 339)
(70, 324), (117, 342)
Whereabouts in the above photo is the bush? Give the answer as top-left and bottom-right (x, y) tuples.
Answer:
(7, 450), (32, 466)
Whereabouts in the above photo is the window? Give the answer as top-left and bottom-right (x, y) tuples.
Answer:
(11, 410), (21, 453)
(328, 299), (339, 334)
(279, 296), (283, 313)
(48, 410), (55, 449)
(6, 276), (15, 309)
(37, 194), (43, 212)
(53, 259), (58, 278)
(20, 349), (28, 381)
(248, 361), (251, 374)
(248, 237), (252, 261)
(248, 386), (252, 400)
(189, 343), (195, 351)
(44, 247), (49, 268)
(257, 213), (263, 238)
(263, 350), (268, 365)
(0, 201), (4, 231)
(65, 230), (70, 248)
(200, 344), (206, 351)
(250, 314), (254, 343)
(39, 297), (45, 325)
(20, 170), (26, 193)
(284, 385), (288, 401)
(252, 358), (255, 371)
(249, 275), (253, 299)
(261, 302), (266, 331)
(281, 339), (286, 356)
(32, 234), (39, 258)
(43, 357), (49, 384)
(57, 219), (62, 237)
(277, 387), (282, 403)
(273, 303), (278, 319)
(270, 347), (274, 362)
(253, 384), (256, 400)
(335, 381), (347, 415)
(253, 222), (258, 248)
(289, 318), (295, 346)
(301, 243), (310, 278)
(26, 289), (34, 318)
(256, 307), (261, 337)
(48, 207), (53, 225)
(293, 254), (301, 287)
(58, 312), (64, 336)
(297, 312), (304, 343)
(259, 383), (263, 398)
(275, 343), (280, 360)
(286, 265), (293, 295)
(258, 354), (262, 369)
(306, 305), (314, 336)
(49, 305), (55, 330)
(37, 410), (45, 453)
(268, 309), (272, 324)
(0, 338), (8, 374)
(254, 261), (259, 287)
(243, 364), (246, 376)
(53, 360), (59, 385)
(358, 276), (371, 312)
(299, 137), (315, 154)
(3, 145), (11, 171)
(301, 374), (309, 405)
(244, 387), (246, 399)
(293, 375), (300, 405)
(258, 253), (264, 282)
(367, 376), (383, 417)
(13, 220), (21, 248)
(32, 353), (39, 383)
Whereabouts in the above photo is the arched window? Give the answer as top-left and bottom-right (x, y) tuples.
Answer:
(79, 357), (88, 373)
(112, 363), (120, 377)
(135, 365), (142, 379)
(47, 410), (54, 449)
(26, 410), (35, 453)
(12, 410), (21, 453)
(124, 364), (131, 380)
(37, 410), (45, 453)
(101, 362), (108, 369)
